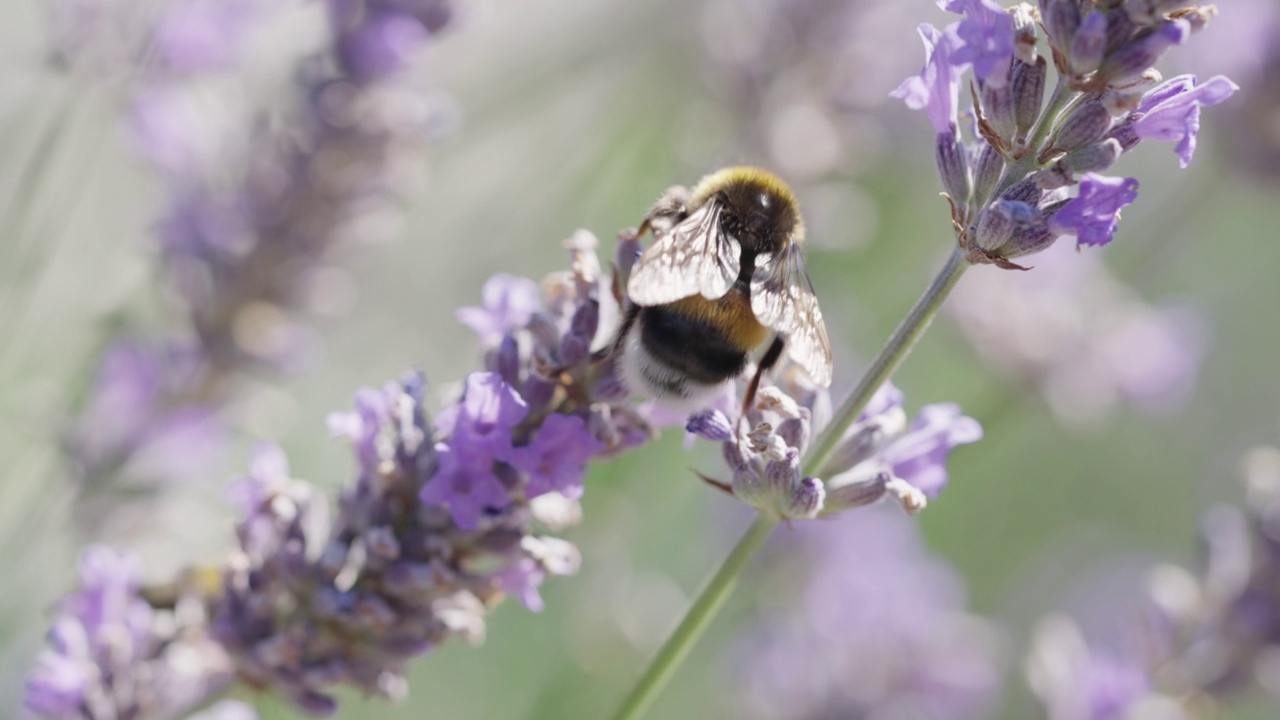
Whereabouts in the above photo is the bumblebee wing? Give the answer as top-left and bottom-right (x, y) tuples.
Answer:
(750, 246), (833, 387)
(627, 201), (741, 306)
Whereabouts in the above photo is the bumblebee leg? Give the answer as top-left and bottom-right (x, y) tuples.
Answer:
(740, 335), (786, 417)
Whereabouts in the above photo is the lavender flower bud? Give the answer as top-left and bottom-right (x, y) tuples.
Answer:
(687, 410), (734, 443)
(1012, 56), (1047, 137)
(1064, 138), (1123, 174)
(982, 80), (1016, 144)
(1098, 19), (1190, 86)
(495, 333), (520, 386)
(975, 200), (1037, 251)
(731, 463), (770, 509)
(1001, 178), (1042, 205)
(1053, 101), (1113, 151)
(936, 129), (971, 205)
(1040, 0), (1081, 51)
(764, 450), (801, 500)
(999, 217), (1058, 259)
(780, 477), (825, 520)
(823, 468), (891, 514)
(1012, 3), (1038, 65)
(1105, 7), (1138, 56)
(885, 477), (928, 515)
(973, 143), (1005, 202)
(775, 415), (811, 453)
(1069, 11), (1108, 76)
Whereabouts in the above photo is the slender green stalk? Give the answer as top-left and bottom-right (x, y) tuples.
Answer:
(803, 248), (969, 477)
(609, 247), (973, 720)
(609, 512), (780, 720)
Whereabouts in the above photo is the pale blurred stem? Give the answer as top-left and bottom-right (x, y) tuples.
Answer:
(611, 247), (971, 720)
(609, 512), (779, 720)
(803, 247), (970, 476)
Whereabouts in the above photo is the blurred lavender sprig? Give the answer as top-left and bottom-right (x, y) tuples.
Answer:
(28, 230), (654, 717)
(57, 0), (459, 507)
(894, 0), (1237, 266)
(1027, 446), (1280, 718)
(727, 508), (1002, 720)
(947, 238), (1207, 426)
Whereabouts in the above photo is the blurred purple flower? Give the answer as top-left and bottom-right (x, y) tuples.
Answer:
(1026, 616), (1160, 720)
(456, 274), (543, 346)
(941, 0), (1014, 88)
(947, 239), (1208, 425)
(892, 23), (962, 134)
(1050, 174), (1140, 248)
(334, 9), (429, 81)
(26, 546), (233, 719)
(729, 508), (1002, 720)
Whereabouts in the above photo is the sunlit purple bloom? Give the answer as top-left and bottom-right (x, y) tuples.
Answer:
(1130, 75), (1240, 167)
(940, 0), (1014, 88)
(425, 443), (512, 530)
(880, 403), (984, 497)
(1050, 174), (1140, 248)
(729, 508), (1001, 719)
(435, 372), (529, 456)
(510, 413), (604, 500)
(892, 23), (962, 134)
(456, 274), (543, 346)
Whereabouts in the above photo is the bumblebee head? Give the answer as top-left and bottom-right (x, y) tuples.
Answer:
(693, 167), (803, 253)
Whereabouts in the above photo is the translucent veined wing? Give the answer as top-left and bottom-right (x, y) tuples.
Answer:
(627, 201), (741, 306)
(750, 245), (833, 387)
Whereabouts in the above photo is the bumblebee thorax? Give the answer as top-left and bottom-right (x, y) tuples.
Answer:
(691, 167), (802, 255)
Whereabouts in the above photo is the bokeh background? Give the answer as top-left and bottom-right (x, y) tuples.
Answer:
(2, 0), (1279, 718)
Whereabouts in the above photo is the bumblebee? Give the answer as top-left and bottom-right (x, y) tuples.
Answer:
(614, 166), (832, 412)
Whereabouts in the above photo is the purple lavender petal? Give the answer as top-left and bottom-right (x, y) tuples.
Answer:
(421, 444), (510, 530)
(1049, 174), (1140, 248)
(456, 274), (542, 345)
(940, 0), (1015, 88)
(1132, 75), (1240, 167)
(891, 23), (963, 134)
(510, 413), (604, 500)
(879, 403), (983, 497)
(495, 558), (547, 612)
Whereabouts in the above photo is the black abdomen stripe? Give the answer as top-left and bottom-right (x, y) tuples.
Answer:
(638, 306), (748, 386)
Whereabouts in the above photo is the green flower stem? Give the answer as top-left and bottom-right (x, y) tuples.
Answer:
(803, 247), (970, 477)
(608, 512), (780, 720)
(609, 247), (973, 720)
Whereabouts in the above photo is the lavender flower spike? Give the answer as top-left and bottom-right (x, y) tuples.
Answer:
(26, 546), (233, 720)
(893, 0), (1231, 266)
(1049, 174), (1140, 248)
